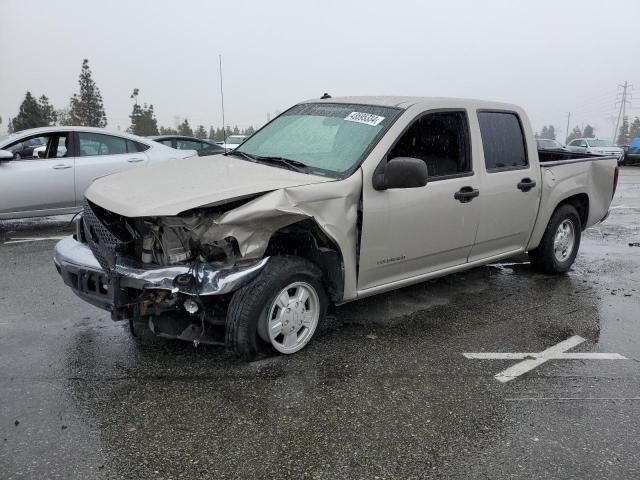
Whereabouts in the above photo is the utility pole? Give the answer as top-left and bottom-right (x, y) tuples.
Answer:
(219, 54), (226, 144)
(613, 81), (633, 143)
(565, 112), (571, 143)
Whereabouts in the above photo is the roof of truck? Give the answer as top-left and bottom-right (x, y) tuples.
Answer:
(302, 95), (521, 111)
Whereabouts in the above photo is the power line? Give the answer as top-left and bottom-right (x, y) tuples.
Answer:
(613, 81), (633, 142)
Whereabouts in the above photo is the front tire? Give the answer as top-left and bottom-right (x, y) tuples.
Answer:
(529, 204), (581, 274)
(226, 256), (327, 361)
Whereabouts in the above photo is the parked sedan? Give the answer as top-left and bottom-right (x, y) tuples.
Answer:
(150, 135), (226, 156)
(536, 138), (569, 151)
(214, 134), (248, 151)
(0, 126), (196, 220)
(566, 138), (624, 158)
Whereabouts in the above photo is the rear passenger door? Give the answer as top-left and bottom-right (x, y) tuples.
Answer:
(468, 111), (541, 262)
(74, 132), (150, 203)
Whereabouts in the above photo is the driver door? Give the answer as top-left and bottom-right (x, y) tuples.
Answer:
(358, 109), (481, 292)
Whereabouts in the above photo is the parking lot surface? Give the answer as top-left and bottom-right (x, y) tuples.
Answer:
(1, 168), (639, 479)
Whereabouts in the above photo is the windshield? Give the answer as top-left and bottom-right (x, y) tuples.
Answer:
(227, 136), (245, 145)
(537, 139), (561, 148)
(235, 103), (401, 176)
(587, 139), (614, 147)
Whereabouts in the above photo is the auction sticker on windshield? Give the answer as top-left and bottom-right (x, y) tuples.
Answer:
(344, 112), (385, 126)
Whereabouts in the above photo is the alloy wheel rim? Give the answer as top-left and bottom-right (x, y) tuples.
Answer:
(553, 219), (575, 263)
(266, 282), (320, 354)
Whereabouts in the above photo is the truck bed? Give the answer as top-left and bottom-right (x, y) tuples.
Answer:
(526, 151), (618, 251)
(537, 149), (615, 164)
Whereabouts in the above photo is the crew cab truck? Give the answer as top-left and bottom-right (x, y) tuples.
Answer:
(54, 97), (619, 360)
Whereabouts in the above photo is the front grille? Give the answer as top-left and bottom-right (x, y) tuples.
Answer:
(83, 200), (131, 272)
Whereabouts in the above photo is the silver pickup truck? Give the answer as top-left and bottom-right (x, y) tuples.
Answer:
(54, 97), (619, 360)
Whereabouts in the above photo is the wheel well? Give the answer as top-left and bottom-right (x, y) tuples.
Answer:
(558, 193), (589, 230)
(264, 220), (344, 304)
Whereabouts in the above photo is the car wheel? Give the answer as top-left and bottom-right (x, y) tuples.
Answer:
(529, 204), (581, 274)
(226, 256), (327, 361)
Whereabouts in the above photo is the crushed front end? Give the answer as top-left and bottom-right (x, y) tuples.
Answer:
(54, 200), (268, 344)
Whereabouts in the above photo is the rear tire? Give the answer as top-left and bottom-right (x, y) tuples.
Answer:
(226, 256), (327, 361)
(529, 204), (581, 274)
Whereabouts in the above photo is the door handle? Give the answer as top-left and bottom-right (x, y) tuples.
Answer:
(127, 157), (145, 163)
(454, 186), (480, 203)
(517, 178), (537, 192)
(52, 164), (72, 170)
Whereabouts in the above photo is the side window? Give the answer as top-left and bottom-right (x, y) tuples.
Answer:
(4, 134), (69, 160)
(388, 111), (471, 178)
(176, 139), (204, 150)
(157, 139), (174, 147)
(477, 111), (528, 170)
(77, 132), (128, 157)
(126, 139), (150, 153)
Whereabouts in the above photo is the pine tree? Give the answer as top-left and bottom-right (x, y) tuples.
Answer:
(177, 119), (193, 137)
(629, 117), (640, 140)
(159, 126), (178, 135)
(540, 126), (548, 139)
(208, 126), (215, 140)
(7, 117), (13, 134)
(232, 125), (240, 135)
(128, 89), (159, 136)
(547, 125), (556, 140)
(567, 126), (583, 143)
(11, 91), (57, 131)
(245, 126), (255, 135)
(582, 125), (595, 138)
(68, 59), (107, 127)
(617, 117), (630, 145)
(194, 125), (207, 139)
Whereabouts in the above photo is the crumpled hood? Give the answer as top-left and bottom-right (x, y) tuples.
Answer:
(84, 154), (333, 217)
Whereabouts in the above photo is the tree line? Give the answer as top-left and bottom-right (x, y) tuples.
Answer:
(536, 117), (640, 145)
(5, 59), (256, 141)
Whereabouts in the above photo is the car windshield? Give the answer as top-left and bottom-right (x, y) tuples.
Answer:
(538, 139), (560, 148)
(227, 136), (245, 145)
(235, 103), (401, 176)
(588, 139), (614, 147)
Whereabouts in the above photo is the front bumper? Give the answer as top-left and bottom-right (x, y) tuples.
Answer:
(54, 236), (269, 312)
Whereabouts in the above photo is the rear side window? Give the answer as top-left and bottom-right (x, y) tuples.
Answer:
(478, 111), (527, 170)
(78, 133), (127, 156)
(176, 139), (204, 150)
(127, 139), (150, 152)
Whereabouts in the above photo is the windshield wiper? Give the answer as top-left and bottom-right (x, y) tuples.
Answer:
(226, 150), (256, 162)
(253, 155), (309, 173)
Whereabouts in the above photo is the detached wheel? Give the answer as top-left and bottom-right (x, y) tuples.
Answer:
(226, 256), (327, 361)
(529, 204), (581, 274)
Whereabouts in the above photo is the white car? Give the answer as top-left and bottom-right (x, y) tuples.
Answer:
(0, 126), (197, 220)
(566, 138), (624, 158)
(215, 134), (248, 151)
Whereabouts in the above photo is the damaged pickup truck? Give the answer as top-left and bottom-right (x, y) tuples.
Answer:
(54, 97), (619, 360)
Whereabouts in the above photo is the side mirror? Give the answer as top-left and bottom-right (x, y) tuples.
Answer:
(373, 157), (428, 190)
(0, 149), (14, 161)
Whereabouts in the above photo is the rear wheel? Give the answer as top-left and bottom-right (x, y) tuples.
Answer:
(226, 256), (327, 361)
(529, 204), (581, 274)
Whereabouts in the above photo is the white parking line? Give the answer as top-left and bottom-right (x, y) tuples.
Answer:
(464, 335), (627, 383)
(3, 236), (67, 245)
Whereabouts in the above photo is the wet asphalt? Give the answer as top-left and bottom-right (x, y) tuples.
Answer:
(1, 168), (639, 480)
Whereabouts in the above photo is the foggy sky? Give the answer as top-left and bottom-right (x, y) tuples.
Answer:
(1, 0), (639, 140)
